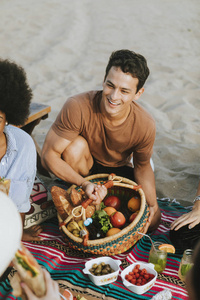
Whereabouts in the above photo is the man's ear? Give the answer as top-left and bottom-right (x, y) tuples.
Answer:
(134, 87), (144, 101)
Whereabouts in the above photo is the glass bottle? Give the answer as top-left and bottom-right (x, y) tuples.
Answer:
(83, 218), (104, 240)
(178, 249), (193, 282)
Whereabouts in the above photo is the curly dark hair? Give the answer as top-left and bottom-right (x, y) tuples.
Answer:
(0, 59), (32, 126)
(105, 49), (150, 93)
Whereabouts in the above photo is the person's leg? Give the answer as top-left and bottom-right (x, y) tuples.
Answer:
(90, 160), (135, 181)
(170, 224), (200, 253)
(62, 136), (93, 177)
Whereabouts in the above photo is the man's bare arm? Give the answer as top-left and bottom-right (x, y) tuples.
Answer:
(41, 128), (87, 185)
(134, 160), (161, 232)
(41, 129), (98, 201)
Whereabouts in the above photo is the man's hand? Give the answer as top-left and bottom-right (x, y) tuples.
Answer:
(82, 181), (107, 205)
(171, 201), (200, 230)
(143, 204), (161, 233)
(20, 269), (60, 300)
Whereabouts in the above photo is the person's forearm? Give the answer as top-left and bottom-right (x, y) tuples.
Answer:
(134, 165), (158, 208)
(20, 213), (25, 227)
(195, 180), (200, 196)
(134, 164), (161, 231)
(42, 151), (85, 186)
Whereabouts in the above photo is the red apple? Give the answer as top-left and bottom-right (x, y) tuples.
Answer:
(129, 211), (138, 223)
(110, 211), (126, 228)
(103, 195), (121, 210)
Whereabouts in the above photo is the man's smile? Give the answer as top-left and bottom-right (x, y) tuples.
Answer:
(107, 98), (120, 106)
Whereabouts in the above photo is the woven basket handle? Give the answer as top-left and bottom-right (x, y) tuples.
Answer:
(81, 180), (114, 209)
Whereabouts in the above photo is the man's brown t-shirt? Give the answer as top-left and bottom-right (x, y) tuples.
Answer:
(52, 90), (156, 167)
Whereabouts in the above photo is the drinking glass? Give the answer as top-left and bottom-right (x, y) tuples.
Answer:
(148, 241), (167, 273)
(178, 249), (193, 282)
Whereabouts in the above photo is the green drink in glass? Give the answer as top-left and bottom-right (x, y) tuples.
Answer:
(178, 249), (193, 282)
(148, 242), (167, 273)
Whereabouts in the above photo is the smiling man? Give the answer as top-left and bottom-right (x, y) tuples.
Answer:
(41, 49), (161, 232)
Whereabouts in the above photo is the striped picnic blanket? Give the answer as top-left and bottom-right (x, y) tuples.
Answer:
(0, 199), (190, 300)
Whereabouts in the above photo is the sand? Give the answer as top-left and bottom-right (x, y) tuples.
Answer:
(0, 0), (200, 204)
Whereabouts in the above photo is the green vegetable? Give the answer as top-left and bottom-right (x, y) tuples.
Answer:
(92, 209), (113, 233)
(100, 202), (106, 209)
(16, 256), (37, 277)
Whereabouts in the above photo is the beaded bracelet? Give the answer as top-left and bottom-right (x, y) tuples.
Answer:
(193, 195), (200, 203)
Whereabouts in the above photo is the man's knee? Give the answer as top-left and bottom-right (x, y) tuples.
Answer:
(62, 136), (89, 162)
(62, 136), (93, 175)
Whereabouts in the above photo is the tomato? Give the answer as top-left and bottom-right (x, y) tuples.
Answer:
(135, 264), (140, 269)
(125, 264), (155, 286)
(129, 271), (134, 275)
(129, 211), (138, 223)
(104, 195), (121, 210)
(131, 278), (136, 284)
(137, 278), (142, 284)
(110, 211), (126, 228)
(142, 279), (147, 285)
(127, 274), (133, 281)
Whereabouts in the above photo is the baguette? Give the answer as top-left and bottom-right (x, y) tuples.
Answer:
(11, 244), (46, 298)
(51, 186), (73, 220)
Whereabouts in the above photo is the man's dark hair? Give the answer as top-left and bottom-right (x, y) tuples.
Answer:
(0, 59), (32, 126)
(105, 49), (150, 92)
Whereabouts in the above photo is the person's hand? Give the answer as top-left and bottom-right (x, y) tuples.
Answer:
(22, 225), (43, 242)
(171, 201), (200, 230)
(91, 184), (107, 205)
(143, 204), (161, 233)
(20, 269), (60, 300)
(82, 181), (107, 205)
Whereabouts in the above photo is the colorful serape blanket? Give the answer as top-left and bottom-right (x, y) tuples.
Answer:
(0, 199), (191, 300)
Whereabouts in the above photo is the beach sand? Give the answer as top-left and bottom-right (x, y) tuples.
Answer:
(1, 0), (199, 204)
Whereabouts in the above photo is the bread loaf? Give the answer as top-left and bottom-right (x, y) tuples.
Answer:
(70, 188), (82, 206)
(51, 186), (73, 220)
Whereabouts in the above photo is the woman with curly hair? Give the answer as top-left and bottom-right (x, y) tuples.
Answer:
(0, 59), (42, 241)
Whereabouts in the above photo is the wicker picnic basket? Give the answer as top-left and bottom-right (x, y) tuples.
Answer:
(58, 173), (149, 256)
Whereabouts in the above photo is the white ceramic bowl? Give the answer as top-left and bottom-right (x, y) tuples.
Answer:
(121, 262), (157, 295)
(83, 256), (121, 286)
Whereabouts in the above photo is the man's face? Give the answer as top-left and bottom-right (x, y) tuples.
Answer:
(102, 66), (144, 119)
(0, 111), (6, 137)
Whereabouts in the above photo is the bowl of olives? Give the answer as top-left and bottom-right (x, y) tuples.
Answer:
(83, 256), (121, 286)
